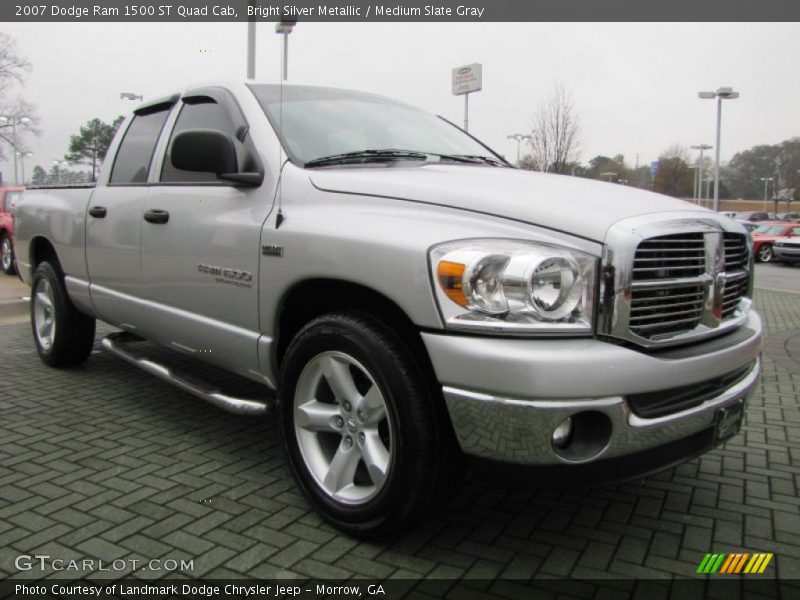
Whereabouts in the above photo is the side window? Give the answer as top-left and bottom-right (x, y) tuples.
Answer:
(160, 98), (241, 183)
(792, 227), (800, 236)
(110, 108), (171, 185)
(5, 192), (21, 212)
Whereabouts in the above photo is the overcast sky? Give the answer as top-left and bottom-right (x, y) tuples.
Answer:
(1, 21), (798, 182)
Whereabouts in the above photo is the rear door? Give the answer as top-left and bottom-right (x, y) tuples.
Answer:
(86, 100), (174, 327)
(138, 88), (272, 379)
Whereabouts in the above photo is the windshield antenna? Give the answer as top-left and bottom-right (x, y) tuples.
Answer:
(274, 19), (295, 229)
(275, 65), (285, 229)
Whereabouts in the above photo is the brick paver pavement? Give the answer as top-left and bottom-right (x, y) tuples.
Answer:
(0, 289), (798, 585)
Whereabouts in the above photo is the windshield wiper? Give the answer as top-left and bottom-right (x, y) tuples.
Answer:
(304, 149), (429, 168)
(432, 153), (507, 167)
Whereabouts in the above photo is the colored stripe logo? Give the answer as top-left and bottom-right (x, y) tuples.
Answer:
(697, 552), (773, 574)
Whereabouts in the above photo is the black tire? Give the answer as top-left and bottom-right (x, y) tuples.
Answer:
(0, 232), (15, 275)
(757, 244), (774, 263)
(31, 261), (96, 367)
(279, 311), (463, 537)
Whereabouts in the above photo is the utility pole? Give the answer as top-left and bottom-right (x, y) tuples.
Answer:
(246, 0), (256, 78)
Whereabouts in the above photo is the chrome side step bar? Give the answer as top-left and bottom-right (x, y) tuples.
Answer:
(101, 332), (270, 416)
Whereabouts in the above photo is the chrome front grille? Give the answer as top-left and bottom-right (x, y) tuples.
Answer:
(629, 284), (705, 338)
(629, 233), (711, 339)
(632, 233), (706, 281)
(722, 233), (749, 320)
(601, 216), (753, 348)
(724, 233), (748, 269)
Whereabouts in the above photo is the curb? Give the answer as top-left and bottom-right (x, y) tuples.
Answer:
(0, 299), (27, 321)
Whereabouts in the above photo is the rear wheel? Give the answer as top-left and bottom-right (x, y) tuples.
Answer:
(31, 261), (96, 367)
(0, 233), (15, 275)
(280, 311), (463, 537)
(757, 244), (774, 263)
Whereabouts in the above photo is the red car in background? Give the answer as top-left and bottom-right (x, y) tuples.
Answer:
(0, 186), (24, 275)
(752, 221), (800, 263)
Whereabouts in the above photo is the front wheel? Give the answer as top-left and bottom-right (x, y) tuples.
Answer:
(31, 261), (96, 367)
(0, 233), (15, 275)
(757, 244), (774, 263)
(279, 312), (462, 537)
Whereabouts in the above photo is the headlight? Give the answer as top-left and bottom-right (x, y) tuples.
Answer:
(430, 239), (597, 334)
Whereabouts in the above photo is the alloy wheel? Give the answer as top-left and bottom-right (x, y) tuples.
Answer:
(33, 278), (56, 351)
(293, 351), (393, 505)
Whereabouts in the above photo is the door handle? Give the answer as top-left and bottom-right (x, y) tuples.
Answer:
(88, 206), (107, 218)
(144, 209), (170, 224)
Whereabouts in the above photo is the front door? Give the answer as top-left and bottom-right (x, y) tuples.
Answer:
(139, 91), (273, 379)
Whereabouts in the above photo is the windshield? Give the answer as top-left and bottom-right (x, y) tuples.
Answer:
(248, 84), (502, 167)
(753, 225), (785, 235)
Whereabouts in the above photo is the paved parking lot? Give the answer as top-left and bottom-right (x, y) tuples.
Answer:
(0, 273), (799, 587)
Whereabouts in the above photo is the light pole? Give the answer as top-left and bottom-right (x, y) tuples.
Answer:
(506, 133), (531, 166)
(698, 87), (739, 212)
(52, 159), (68, 184)
(0, 115), (31, 184)
(275, 20), (296, 81)
(120, 92), (143, 101)
(688, 165), (699, 201)
(760, 177), (773, 214)
(16, 151), (32, 185)
(690, 144), (712, 203)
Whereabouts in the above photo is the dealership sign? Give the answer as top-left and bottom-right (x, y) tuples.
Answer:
(452, 63), (482, 95)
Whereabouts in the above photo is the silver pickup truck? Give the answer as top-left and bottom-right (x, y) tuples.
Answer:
(14, 82), (762, 536)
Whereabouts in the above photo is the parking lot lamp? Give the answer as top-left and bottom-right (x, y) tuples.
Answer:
(0, 115), (31, 184)
(16, 151), (32, 185)
(690, 144), (712, 201)
(698, 87), (739, 212)
(760, 177), (773, 214)
(506, 134), (532, 166)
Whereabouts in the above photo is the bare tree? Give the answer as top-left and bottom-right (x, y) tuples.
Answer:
(0, 33), (30, 98)
(525, 83), (581, 174)
(0, 33), (38, 166)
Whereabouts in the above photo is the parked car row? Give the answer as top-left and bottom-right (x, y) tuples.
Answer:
(751, 221), (800, 263)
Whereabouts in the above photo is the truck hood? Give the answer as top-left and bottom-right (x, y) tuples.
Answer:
(308, 164), (708, 242)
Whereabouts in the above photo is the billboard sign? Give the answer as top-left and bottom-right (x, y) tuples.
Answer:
(452, 63), (482, 95)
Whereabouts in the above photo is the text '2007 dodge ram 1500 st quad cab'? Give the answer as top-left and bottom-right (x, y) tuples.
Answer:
(15, 82), (762, 536)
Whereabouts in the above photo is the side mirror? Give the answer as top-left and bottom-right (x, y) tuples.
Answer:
(170, 129), (263, 187)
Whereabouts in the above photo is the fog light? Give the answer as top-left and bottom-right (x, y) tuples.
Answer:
(552, 416), (574, 449)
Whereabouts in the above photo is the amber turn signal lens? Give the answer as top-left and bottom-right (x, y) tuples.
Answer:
(437, 260), (468, 307)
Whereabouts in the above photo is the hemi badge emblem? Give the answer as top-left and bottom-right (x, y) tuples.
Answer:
(262, 244), (284, 257)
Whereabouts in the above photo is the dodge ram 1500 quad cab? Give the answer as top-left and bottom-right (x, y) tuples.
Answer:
(14, 82), (762, 535)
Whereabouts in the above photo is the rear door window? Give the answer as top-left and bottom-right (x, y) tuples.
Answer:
(110, 108), (171, 185)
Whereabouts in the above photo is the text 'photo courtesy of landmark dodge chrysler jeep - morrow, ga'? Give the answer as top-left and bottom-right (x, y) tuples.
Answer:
(14, 82), (763, 536)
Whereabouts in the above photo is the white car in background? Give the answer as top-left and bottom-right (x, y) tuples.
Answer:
(774, 236), (800, 265)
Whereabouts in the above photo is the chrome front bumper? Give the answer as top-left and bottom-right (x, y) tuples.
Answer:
(422, 311), (762, 467)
